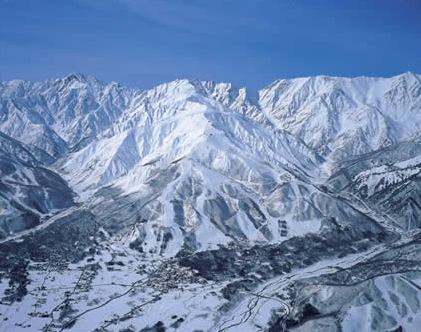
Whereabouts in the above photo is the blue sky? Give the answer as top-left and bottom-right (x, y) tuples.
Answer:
(0, 0), (420, 89)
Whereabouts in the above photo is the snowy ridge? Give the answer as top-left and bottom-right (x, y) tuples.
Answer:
(353, 154), (421, 198)
(0, 74), (135, 156)
(259, 72), (421, 160)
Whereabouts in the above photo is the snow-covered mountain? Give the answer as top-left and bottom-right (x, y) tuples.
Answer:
(0, 73), (420, 332)
(260, 72), (421, 160)
(0, 73), (134, 157)
(0, 132), (74, 238)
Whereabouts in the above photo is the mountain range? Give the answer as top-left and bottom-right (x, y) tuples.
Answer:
(0, 72), (420, 332)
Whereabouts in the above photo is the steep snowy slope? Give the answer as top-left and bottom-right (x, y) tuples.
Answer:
(328, 137), (421, 230)
(57, 80), (320, 192)
(0, 133), (74, 239)
(0, 74), (134, 157)
(259, 72), (421, 161)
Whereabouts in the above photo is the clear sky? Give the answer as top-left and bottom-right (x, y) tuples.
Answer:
(1, 0), (420, 89)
